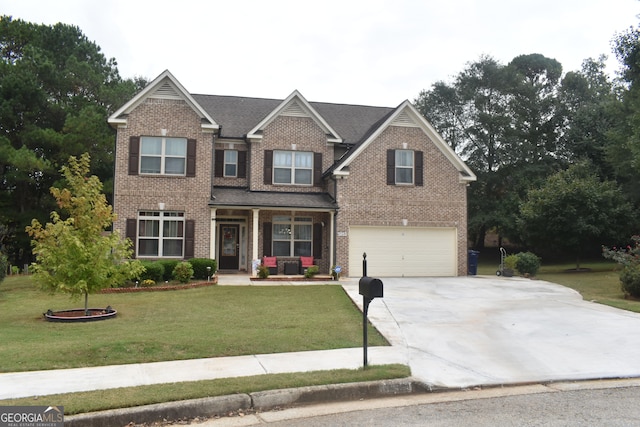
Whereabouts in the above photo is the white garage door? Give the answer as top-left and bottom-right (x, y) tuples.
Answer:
(348, 226), (457, 277)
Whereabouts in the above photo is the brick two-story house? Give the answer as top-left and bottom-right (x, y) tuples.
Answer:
(108, 70), (476, 277)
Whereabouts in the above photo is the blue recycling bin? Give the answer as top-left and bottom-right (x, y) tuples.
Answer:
(468, 250), (479, 275)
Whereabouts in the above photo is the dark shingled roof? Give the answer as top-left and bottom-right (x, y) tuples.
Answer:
(191, 94), (395, 145)
(210, 187), (338, 210)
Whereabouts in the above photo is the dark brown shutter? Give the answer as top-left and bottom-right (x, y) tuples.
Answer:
(264, 150), (273, 184)
(184, 220), (195, 259)
(313, 223), (322, 259)
(185, 139), (196, 177)
(415, 151), (424, 186)
(313, 152), (322, 186)
(238, 151), (247, 178)
(126, 218), (137, 258)
(129, 136), (140, 175)
(214, 149), (224, 178)
(263, 222), (272, 256)
(386, 149), (395, 185)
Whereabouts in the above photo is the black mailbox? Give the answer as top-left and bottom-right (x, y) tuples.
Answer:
(359, 277), (383, 299)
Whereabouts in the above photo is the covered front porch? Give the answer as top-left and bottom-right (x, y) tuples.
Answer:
(208, 188), (338, 275)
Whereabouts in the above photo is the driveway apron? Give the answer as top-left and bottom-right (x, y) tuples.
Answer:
(343, 276), (640, 388)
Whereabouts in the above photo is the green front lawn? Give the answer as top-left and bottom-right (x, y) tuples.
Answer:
(479, 256), (640, 313)
(0, 276), (388, 373)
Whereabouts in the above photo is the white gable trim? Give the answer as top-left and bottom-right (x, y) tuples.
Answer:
(107, 70), (219, 131)
(247, 90), (342, 143)
(333, 101), (476, 183)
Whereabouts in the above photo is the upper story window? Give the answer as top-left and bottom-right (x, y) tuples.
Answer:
(395, 150), (414, 184)
(224, 150), (238, 177)
(140, 136), (187, 175)
(387, 149), (424, 187)
(273, 150), (313, 185)
(137, 211), (185, 258)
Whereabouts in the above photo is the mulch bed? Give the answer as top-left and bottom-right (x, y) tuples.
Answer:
(101, 277), (217, 293)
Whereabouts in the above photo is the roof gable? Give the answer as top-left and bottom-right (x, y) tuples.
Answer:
(246, 90), (342, 143)
(107, 70), (219, 131)
(333, 101), (477, 183)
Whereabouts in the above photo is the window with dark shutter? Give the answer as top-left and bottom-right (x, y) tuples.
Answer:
(263, 222), (272, 255)
(238, 151), (247, 178)
(214, 149), (224, 178)
(126, 218), (137, 257)
(186, 139), (196, 177)
(386, 149), (395, 185)
(313, 223), (322, 259)
(415, 151), (424, 186)
(313, 153), (322, 186)
(129, 137), (140, 175)
(264, 150), (273, 185)
(184, 220), (195, 259)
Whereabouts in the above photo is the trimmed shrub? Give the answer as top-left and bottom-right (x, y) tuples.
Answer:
(504, 254), (519, 270)
(157, 260), (179, 282)
(139, 261), (164, 282)
(257, 264), (270, 279)
(190, 258), (217, 280)
(516, 252), (541, 276)
(304, 265), (319, 278)
(173, 261), (194, 283)
(0, 253), (7, 283)
(620, 264), (640, 298)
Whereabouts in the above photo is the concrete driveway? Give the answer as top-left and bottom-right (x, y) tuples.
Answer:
(343, 276), (640, 388)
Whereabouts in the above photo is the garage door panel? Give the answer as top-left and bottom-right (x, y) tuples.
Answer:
(348, 227), (456, 277)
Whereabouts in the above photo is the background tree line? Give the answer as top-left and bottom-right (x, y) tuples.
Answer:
(2, 15), (640, 268)
(0, 16), (146, 268)
(415, 24), (640, 261)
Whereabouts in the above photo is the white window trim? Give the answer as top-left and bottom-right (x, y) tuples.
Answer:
(140, 136), (187, 176)
(272, 216), (313, 256)
(224, 150), (238, 178)
(395, 149), (415, 185)
(137, 211), (185, 258)
(273, 150), (313, 185)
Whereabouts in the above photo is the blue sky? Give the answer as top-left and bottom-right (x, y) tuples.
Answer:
(2, 0), (639, 106)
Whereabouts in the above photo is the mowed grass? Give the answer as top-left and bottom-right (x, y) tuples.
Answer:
(0, 276), (388, 373)
(478, 255), (640, 313)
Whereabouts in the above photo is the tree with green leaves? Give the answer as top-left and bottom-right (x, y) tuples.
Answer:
(0, 16), (146, 267)
(519, 161), (634, 269)
(26, 154), (144, 315)
(415, 54), (568, 248)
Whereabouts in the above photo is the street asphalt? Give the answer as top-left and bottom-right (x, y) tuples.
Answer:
(3, 274), (640, 425)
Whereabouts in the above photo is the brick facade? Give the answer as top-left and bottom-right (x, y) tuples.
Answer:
(109, 71), (474, 277)
(113, 98), (214, 259)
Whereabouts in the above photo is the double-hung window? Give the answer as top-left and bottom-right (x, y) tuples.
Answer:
(140, 136), (187, 175)
(395, 150), (414, 184)
(138, 211), (185, 257)
(274, 151), (313, 185)
(224, 150), (238, 177)
(272, 216), (312, 256)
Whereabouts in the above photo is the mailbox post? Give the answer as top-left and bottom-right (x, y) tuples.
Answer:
(359, 253), (383, 368)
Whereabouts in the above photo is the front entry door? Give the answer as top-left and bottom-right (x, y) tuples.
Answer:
(219, 224), (240, 270)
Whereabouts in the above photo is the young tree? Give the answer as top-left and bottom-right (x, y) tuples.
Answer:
(519, 162), (635, 269)
(26, 153), (143, 315)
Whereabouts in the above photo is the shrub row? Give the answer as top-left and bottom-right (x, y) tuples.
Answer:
(136, 258), (217, 283)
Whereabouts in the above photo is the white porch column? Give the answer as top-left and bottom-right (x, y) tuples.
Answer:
(252, 208), (260, 262)
(329, 210), (335, 269)
(210, 208), (217, 259)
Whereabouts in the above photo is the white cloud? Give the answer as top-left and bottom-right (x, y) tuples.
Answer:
(1, 0), (638, 106)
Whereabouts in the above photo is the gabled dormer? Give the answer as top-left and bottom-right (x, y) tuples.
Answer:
(331, 100), (476, 184)
(108, 70), (219, 132)
(246, 90), (342, 144)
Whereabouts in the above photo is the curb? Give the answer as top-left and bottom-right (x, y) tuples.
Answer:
(64, 378), (429, 427)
